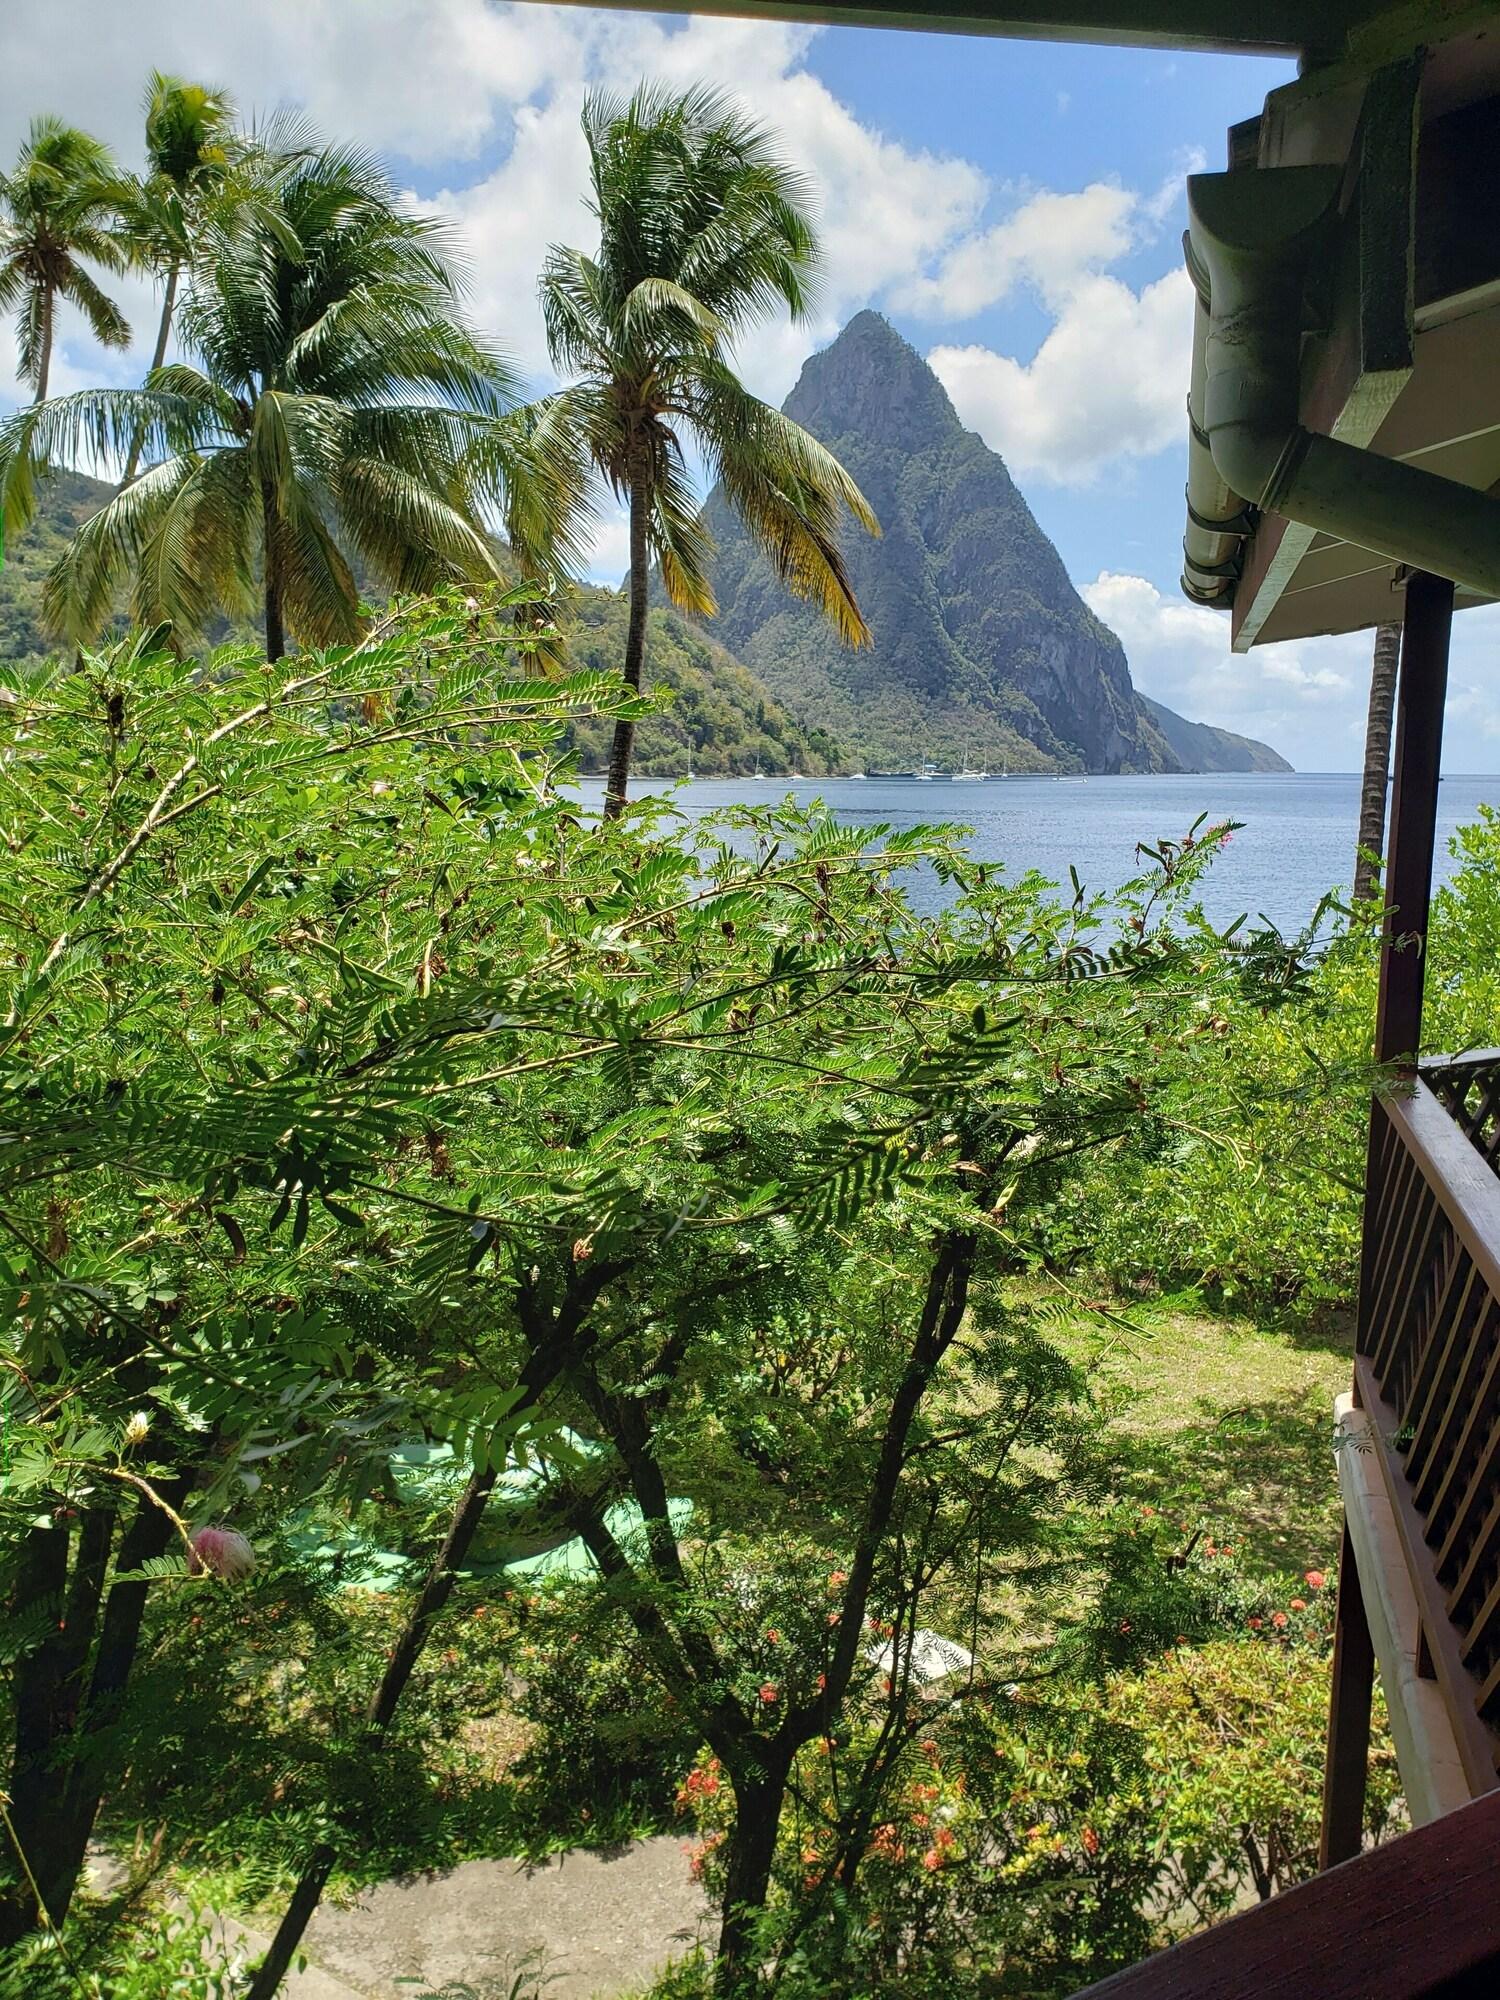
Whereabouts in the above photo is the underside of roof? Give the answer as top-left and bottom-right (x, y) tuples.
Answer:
(1181, 16), (1500, 645)
(547, 1), (1421, 63)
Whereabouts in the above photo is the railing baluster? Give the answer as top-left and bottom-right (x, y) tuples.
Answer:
(1398, 1249), (1478, 1472)
(1354, 1063), (1500, 1778)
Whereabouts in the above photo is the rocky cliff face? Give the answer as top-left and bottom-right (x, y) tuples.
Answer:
(1138, 695), (1293, 774)
(700, 311), (1289, 776)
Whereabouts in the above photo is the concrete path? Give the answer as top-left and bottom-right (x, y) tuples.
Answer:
(295, 1835), (710, 1999)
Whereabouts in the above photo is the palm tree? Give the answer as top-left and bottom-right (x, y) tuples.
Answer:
(0, 117), (132, 402)
(1354, 622), (1402, 906)
(535, 83), (878, 817)
(0, 142), (581, 660)
(113, 72), (238, 486)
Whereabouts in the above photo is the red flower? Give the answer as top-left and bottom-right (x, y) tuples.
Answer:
(1081, 1825), (1100, 1857)
(759, 1682), (779, 1704)
(1249, 1616), (1262, 1629)
(766, 1628), (781, 1644)
(1271, 1611), (1288, 1629)
(1290, 1597), (1307, 1612)
(1305, 1570), (1326, 1589)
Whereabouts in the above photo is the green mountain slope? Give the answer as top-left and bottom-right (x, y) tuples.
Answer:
(557, 588), (837, 776)
(1138, 694), (1292, 774)
(0, 472), (116, 664)
(696, 312), (1289, 777)
(0, 471), (832, 778)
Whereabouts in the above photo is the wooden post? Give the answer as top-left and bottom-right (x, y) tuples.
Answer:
(1320, 1519), (1377, 1868)
(1374, 570), (1454, 1065)
(1320, 570), (1454, 1867)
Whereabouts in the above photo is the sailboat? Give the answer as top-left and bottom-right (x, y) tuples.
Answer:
(914, 758), (938, 781)
(952, 744), (988, 781)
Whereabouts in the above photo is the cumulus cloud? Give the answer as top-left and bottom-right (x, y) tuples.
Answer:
(930, 266), (1192, 483)
(903, 147), (1206, 488)
(1080, 569), (1368, 765)
(0, 0), (579, 167)
(1075, 572), (1500, 770)
(438, 13), (985, 398)
(897, 180), (1136, 319)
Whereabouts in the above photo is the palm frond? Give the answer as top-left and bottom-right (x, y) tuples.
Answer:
(57, 260), (132, 348)
(689, 362), (878, 647)
(41, 453), (201, 640)
(650, 438), (717, 618)
(274, 479), (363, 645)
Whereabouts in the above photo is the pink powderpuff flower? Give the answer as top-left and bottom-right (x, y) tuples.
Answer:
(188, 1526), (256, 1583)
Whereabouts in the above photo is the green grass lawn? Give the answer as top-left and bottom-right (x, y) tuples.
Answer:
(1053, 1290), (1353, 1579)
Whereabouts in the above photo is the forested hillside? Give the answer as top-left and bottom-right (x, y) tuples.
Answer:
(0, 471), (832, 777)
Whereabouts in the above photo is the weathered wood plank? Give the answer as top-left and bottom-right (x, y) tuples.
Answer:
(1072, 1786), (1500, 1999)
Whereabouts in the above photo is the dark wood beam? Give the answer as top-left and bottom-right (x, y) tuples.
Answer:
(534, 1), (1371, 61)
(1320, 1517), (1376, 1867)
(1072, 1785), (1500, 1999)
(1376, 569), (1455, 1063)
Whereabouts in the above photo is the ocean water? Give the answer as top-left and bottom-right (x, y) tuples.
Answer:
(570, 771), (1499, 934)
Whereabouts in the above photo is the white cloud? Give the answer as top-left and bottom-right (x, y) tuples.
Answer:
(0, 0), (578, 168)
(1, 1), (988, 490)
(897, 180), (1136, 319)
(0, 6), (1229, 570)
(929, 265), (1193, 483)
(437, 14), (986, 400)
(1078, 572), (1500, 770)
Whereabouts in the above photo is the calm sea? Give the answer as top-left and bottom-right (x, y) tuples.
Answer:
(571, 772), (1499, 934)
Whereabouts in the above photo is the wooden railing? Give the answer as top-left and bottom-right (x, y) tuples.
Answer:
(1424, 1050), (1500, 1177)
(1068, 1056), (1500, 1994)
(1355, 1056), (1500, 1790)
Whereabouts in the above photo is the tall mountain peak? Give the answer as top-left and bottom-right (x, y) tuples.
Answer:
(783, 310), (962, 455)
(700, 313), (1287, 776)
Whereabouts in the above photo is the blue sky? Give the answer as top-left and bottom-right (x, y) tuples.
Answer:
(4, 3), (1496, 768)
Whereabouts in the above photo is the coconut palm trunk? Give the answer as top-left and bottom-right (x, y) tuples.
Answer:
(33, 287), (52, 403)
(1354, 622), (1401, 905)
(117, 260), (178, 489)
(604, 462), (651, 817)
(261, 477), (286, 663)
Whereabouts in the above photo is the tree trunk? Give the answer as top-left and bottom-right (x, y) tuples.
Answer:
(244, 1467), (499, 2000)
(263, 480), (286, 664)
(714, 1765), (791, 1998)
(33, 284), (53, 404)
(0, 1493), (150, 1948)
(118, 261), (179, 491)
(602, 467), (650, 821)
(1354, 622), (1401, 906)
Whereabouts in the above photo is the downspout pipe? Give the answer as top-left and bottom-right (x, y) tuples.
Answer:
(1187, 166), (1500, 604)
(1182, 235), (1253, 607)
